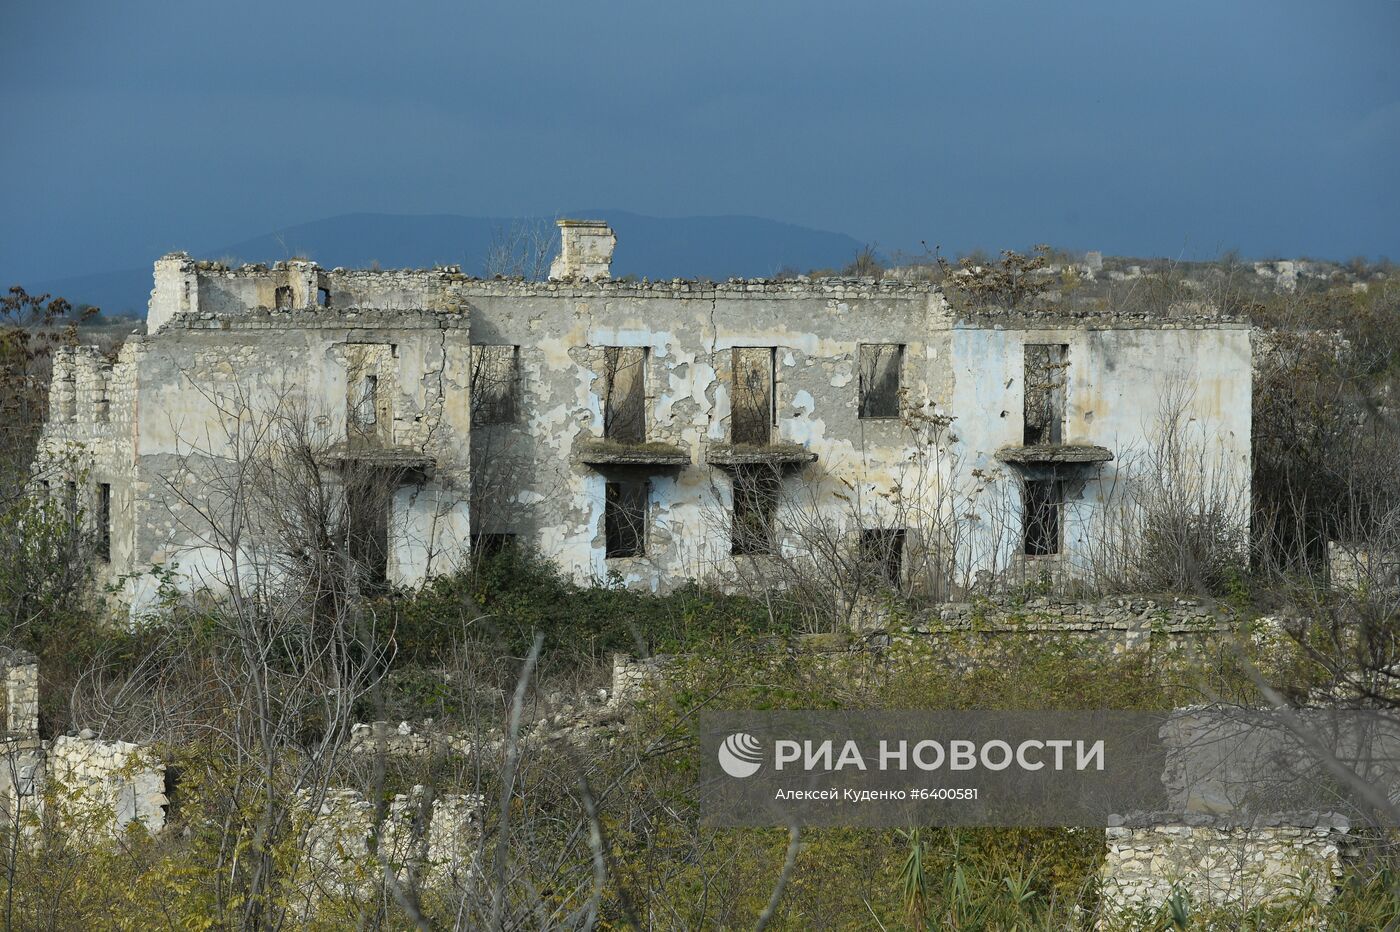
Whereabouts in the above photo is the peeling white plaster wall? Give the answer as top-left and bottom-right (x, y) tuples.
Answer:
(39, 256), (1252, 604)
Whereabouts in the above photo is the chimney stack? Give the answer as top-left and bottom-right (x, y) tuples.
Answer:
(549, 220), (616, 281)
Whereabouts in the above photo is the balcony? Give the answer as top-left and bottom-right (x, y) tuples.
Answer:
(994, 444), (1113, 467)
(322, 443), (436, 478)
(706, 442), (818, 470)
(575, 438), (691, 469)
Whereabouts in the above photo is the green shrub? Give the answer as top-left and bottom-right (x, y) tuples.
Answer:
(381, 545), (792, 670)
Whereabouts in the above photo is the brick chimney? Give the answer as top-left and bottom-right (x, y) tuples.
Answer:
(549, 220), (616, 281)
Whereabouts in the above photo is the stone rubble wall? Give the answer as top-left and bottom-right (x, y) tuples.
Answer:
(1, 649), (40, 738)
(611, 599), (1236, 702)
(1329, 540), (1400, 593)
(611, 652), (675, 705)
(0, 739), (46, 829)
(347, 720), (472, 758)
(634, 597), (1242, 694)
(0, 651), (46, 829)
(883, 596), (1232, 654)
(296, 785), (483, 904)
(1101, 815), (1351, 920)
(146, 251), (1261, 327)
(39, 343), (142, 582)
(347, 678), (624, 760)
(48, 731), (168, 834)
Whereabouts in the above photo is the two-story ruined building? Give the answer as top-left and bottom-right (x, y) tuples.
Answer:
(39, 221), (1251, 610)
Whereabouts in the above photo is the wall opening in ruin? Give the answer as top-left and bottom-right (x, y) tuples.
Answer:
(731, 347), (776, 446)
(275, 285), (294, 310)
(351, 374), (378, 429)
(316, 286), (330, 307)
(346, 473), (390, 589)
(342, 344), (396, 447)
(95, 363), (111, 424)
(860, 527), (906, 586)
(471, 345), (520, 426)
(731, 468), (779, 555)
(97, 482), (111, 563)
(858, 344), (903, 419)
(1023, 343), (1068, 445)
(602, 347), (646, 444)
(604, 480), (647, 558)
(474, 532), (518, 558)
(1022, 478), (1063, 556)
(59, 370), (76, 423)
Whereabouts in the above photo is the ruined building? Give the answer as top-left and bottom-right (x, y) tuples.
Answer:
(39, 221), (1251, 610)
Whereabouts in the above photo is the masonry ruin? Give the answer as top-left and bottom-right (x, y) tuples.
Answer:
(0, 604), (1379, 917)
(37, 220), (1253, 607)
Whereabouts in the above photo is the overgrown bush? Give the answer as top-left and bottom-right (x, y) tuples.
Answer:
(382, 545), (793, 671)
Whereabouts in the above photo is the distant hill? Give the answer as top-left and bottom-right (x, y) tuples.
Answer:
(30, 211), (867, 317)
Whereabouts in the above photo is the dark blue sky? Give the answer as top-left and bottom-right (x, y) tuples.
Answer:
(3, 0), (1397, 283)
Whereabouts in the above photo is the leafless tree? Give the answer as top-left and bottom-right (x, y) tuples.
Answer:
(1084, 379), (1250, 595)
(131, 371), (402, 927)
(482, 221), (558, 281)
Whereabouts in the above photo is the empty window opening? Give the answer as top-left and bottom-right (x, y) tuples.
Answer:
(316, 286), (330, 307)
(473, 532), (518, 559)
(351, 374), (378, 429)
(59, 372), (76, 422)
(860, 528), (906, 586)
(731, 347), (776, 445)
(602, 347), (646, 443)
(1022, 479), (1063, 556)
(605, 481), (647, 558)
(95, 364), (112, 424)
(97, 482), (111, 562)
(1023, 344), (1068, 445)
(346, 475), (389, 590)
(471, 345), (521, 426)
(274, 285), (294, 310)
(731, 468), (780, 555)
(859, 344), (904, 418)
